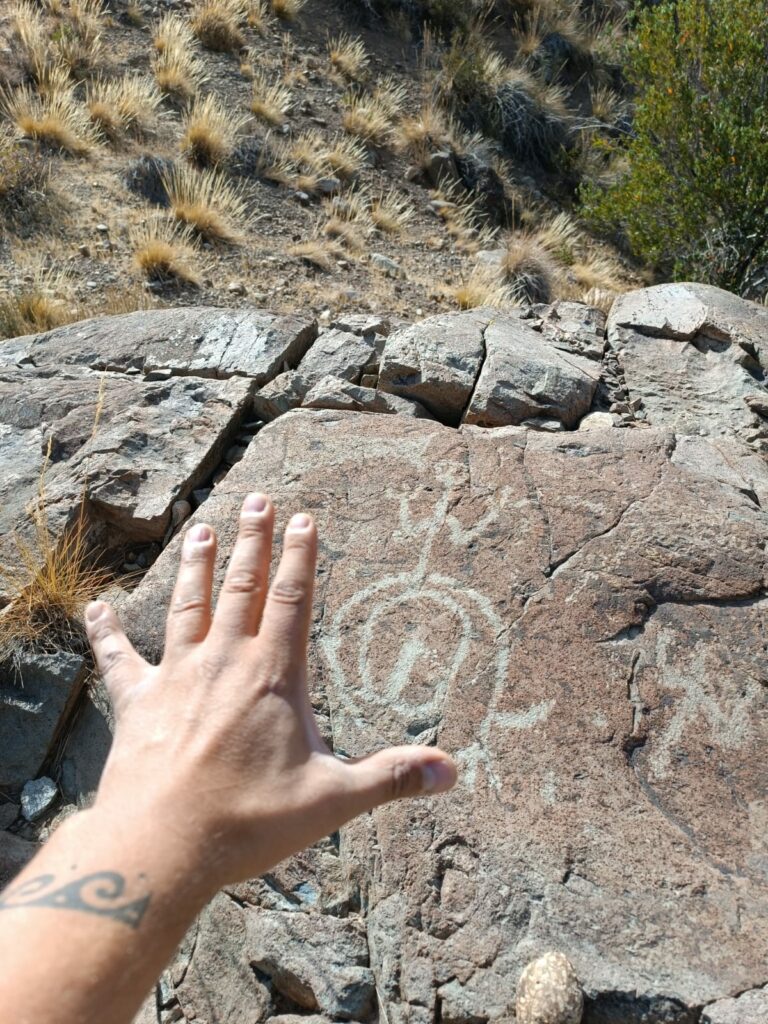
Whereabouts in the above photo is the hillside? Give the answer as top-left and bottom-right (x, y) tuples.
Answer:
(0, 0), (637, 337)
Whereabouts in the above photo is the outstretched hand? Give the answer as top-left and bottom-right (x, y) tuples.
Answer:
(85, 493), (457, 888)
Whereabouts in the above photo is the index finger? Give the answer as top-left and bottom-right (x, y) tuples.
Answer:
(256, 512), (317, 678)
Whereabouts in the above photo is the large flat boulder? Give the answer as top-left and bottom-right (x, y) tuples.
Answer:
(608, 283), (768, 446)
(378, 309), (492, 425)
(1, 308), (317, 384)
(122, 410), (768, 1023)
(463, 312), (600, 428)
(0, 366), (252, 601)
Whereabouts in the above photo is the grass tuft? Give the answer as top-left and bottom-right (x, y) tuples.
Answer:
(289, 237), (346, 271)
(163, 164), (247, 244)
(130, 217), (203, 286)
(0, 264), (74, 339)
(0, 127), (51, 225)
(191, 0), (246, 51)
(3, 73), (99, 155)
(370, 187), (414, 234)
(86, 75), (163, 141)
(181, 93), (247, 167)
(327, 33), (369, 81)
(342, 93), (393, 146)
(270, 0), (306, 22)
(250, 71), (291, 125)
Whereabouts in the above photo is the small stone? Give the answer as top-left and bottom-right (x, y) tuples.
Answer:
(629, 396), (643, 412)
(227, 280), (247, 296)
(0, 804), (19, 829)
(360, 374), (377, 388)
(578, 411), (614, 431)
(515, 951), (583, 1024)
(192, 488), (212, 507)
(21, 777), (58, 822)
(78, 244), (90, 257)
(609, 401), (630, 414)
(370, 253), (404, 279)
(317, 177), (341, 195)
(145, 368), (173, 382)
(171, 499), (192, 528)
(319, 309), (332, 324)
(86, 280), (99, 289)
(520, 418), (565, 432)
(95, 223), (109, 233)
(293, 191), (311, 206)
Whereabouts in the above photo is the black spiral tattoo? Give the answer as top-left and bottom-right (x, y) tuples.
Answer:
(0, 872), (151, 929)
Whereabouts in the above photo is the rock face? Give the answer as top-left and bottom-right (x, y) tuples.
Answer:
(463, 312), (599, 428)
(1, 285), (768, 1024)
(608, 282), (768, 446)
(124, 408), (768, 1024)
(1, 307), (317, 383)
(378, 308), (492, 425)
(0, 653), (87, 791)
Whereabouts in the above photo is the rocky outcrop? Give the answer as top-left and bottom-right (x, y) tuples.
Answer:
(608, 282), (768, 446)
(1, 307), (317, 383)
(121, 409), (768, 1023)
(1, 284), (767, 1024)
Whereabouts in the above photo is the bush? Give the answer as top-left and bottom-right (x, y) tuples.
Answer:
(581, 0), (768, 297)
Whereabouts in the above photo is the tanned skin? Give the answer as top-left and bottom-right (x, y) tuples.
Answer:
(0, 494), (457, 1024)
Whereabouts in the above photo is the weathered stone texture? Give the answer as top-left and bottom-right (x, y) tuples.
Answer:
(123, 409), (768, 1023)
(608, 282), (768, 446)
(1, 308), (317, 383)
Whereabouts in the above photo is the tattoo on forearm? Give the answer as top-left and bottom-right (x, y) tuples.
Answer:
(0, 872), (151, 929)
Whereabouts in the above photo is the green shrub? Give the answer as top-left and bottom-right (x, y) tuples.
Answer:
(581, 0), (768, 297)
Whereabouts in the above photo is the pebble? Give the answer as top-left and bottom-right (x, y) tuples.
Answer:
(360, 374), (377, 389)
(515, 951), (583, 1024)
(227, 280), (247, 296)
(293, 190), (311, 206)
(171, 499), (192, 528)
(145, 368), (173, 382)
(96, 223), (109, 233)
(78, 244), (90, 257)
(317, 177), (341, 195)
(370, 253), (404, 279)
(21, 777), (58, 822)
(192, 488), (212, 507)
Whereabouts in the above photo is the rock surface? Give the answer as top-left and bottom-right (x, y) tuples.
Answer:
(608, 282), (768, 447)
(700, 985), (768, 1024)
(0, 652), (87, 791)
(378, 308), (492, 425)
(302, 376), (431, 417)
(123, 408), (768, 1023)
(1, 307), (317, 384)
(21, 776), (58, 821)
(463, 312), (599, 428)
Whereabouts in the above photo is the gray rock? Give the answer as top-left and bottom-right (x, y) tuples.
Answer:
(379, 308), (493, 425)
(0, 803), (19, 829)
(0, 829), (37, 886)
(0, 308), (317, 385)
(463, 311), (599, 428)
(245, 908), (375, 1021)
(59, 679), (114, 808)
(0, 652), (87, 791)
(297, 329), (378, 388)
(370, 253), (404, 279)
(701, 985), (768, 1024)
(533, 300), (607, 361)
(0, 368), (252, 591)
(578, 411), (614, 431)
(21, 776), (58, 821)
(608, 283), (768, 447)
(252, 370), (308, 421)
(331, 314), (392, 339)
(302, 376), (432, 417)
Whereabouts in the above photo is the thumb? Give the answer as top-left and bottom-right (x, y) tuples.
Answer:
(342, 746), (457, 814)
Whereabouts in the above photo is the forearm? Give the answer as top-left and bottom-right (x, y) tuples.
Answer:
(0, 801), (216, 1024)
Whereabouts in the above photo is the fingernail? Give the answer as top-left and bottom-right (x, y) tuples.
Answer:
(244, 493), (268, 514)
(187, 524), (212, 544)
(86, 601), (105, 623)
(287, 513), (311, 532)
(421, 761), (455, 794)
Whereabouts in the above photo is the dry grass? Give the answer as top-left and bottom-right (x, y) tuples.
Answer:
(322, 134), (367, 179)
(449, 266), (511, 310)
(396, 102), (455, 156)
(3, 73), (99, 155)
(0, 265), (74, 339)
(191, 0), (246, 51)
(431, 183), (499, 254)
(0, 127), (50, 225)
(270, 0), (306, 22)
(372, 77), (407, 119)
(86, 75), (163, 141)
(130, 217), (203, 286)
(11, 0), (52, 82)
(322, 192), (371, 252)
(327, 33), (369, 82)
(181, 93), (247, 167)
(152, 44), (206, 102)
(246, 0), (270, 33)
(288, 237), (346, 271)
(55, 0), (107, 79)
(0, 444), (109, 668)
(250, 71), (291, 125)
(589, 84), (623, 124)
(370, 187), (414, 234)
(501, 234), (557, 303)
(342, 93), (393, 146)
(153, 12), (196, 54)
(163, 164), (247, 244)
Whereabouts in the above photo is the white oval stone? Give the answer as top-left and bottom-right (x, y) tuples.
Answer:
(515, 951), (584, 1024)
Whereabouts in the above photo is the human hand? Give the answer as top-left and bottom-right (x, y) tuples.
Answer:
(84, 494), (457, 891)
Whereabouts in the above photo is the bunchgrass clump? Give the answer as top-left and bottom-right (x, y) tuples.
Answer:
(0, 264), (73, 340)
(3, 72), (99, 155)
(289, 237), (346, 271)
(370, 187), (414, 234)
(342, 93), (393, 146)
(327, 33), (369, 81)
(181, 93), (247, 166)
(191, 0), (246, 51)
(250, 71), (291, 125)
(163, 164), (247, 243)
(0, 127), (51, 225)
(86, 75), (163, 141)
(130, 217), (203, 286)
